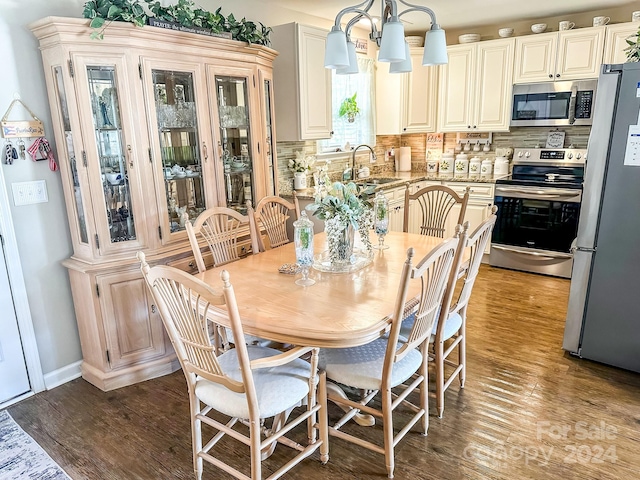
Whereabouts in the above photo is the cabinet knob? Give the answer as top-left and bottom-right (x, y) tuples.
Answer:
(467, 125), (471, 129)
(549, 74), (553, 78)
(403, 127), (407, 131)
(151, 304), (156, 314)
(473, 125), (477, 129)
(330, 131), (334, 135)
(202, 141), (208, 162)
(556, 73), (561, 78)
(188, 261), (195, 268)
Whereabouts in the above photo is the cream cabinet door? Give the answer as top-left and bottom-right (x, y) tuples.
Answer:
(388, 199), (405, 232)
(514, 33), (557, 83)
(403, 51), (439, 133)
(98, 270), (167, 370)
(556, 27), (605, 80)
(438, 44), (476, 132)
(375, 61), (405, 135)
(604, 23), (638, 64)
(298, 24), (333, 139)
(474, 38), (515, 132)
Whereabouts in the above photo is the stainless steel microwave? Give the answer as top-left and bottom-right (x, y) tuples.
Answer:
(511, 79), (597, 127)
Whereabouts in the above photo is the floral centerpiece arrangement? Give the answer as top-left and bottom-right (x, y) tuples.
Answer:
(307, 181), (376, 267)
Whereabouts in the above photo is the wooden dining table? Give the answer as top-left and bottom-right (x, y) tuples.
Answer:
(197, 231), (447, 349)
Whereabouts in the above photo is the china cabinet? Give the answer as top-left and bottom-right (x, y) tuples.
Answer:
(31, 17), (278, 390)
(438, 38), (514, 132)
(270, 23), (333, 140)
(514, 27), (605, 83)
(603, 22), (638, 64)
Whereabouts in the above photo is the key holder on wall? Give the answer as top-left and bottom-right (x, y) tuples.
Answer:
(2, 96), (58, 171)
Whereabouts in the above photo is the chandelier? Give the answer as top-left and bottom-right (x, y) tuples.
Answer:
(324, 0), (448, 74)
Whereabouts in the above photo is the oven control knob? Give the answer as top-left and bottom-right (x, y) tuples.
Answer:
(524, 151), (531, 158)
(576, 153), (582, 159)
(568, 153), (573, 159)
(518, 151), (524, 158)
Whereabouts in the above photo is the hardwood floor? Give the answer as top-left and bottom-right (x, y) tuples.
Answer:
(7, 265), (640, 479)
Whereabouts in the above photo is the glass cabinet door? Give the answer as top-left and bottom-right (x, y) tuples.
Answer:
(52, 66), (91, 252)
(87, 65), (138, 245)
(260, 71), (278, 196)
(214, 75), (254, 214)
(151, 69), (207, 234)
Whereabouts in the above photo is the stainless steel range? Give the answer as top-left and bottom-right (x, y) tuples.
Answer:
(489, 148), (586, 278)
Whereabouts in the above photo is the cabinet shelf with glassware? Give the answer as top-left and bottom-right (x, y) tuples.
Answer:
(31, 16), (279, 390)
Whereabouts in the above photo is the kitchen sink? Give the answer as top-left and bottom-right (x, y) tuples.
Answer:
(356, 177), (400, 186)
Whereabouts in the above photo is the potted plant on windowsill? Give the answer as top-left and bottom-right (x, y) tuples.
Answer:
(339, 92), (360, 123)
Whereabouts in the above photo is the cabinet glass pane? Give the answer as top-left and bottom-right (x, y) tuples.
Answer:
(216, 76), (253, 213)
(263, 79), (276, 195)
(54, 66), (88, 244)
(87, 66), (137, 244)
(152, 70), (206, 233)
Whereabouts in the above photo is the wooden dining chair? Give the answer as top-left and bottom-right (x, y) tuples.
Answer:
(403, 185), (470, 237)
(249, 195), (301, 252)
(138, 252), (328, 480)
(186, 207), (260, 274)
(319, 235), (461, 479)
(186, 207), (262, 350)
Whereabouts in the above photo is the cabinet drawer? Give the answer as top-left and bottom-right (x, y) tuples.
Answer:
(167, 251), (214, 273)
(446, 182), (494, 198)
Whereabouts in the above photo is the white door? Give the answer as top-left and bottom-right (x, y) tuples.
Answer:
(0, 234), (30, 404)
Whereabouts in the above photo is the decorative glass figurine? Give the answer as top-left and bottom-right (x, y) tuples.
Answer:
(294, 211), (315, 286)
(373, 191), (389, 250)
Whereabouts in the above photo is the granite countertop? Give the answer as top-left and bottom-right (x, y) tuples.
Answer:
(283, 172), (503, 200)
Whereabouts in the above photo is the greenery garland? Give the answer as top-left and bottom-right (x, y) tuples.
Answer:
(625, 26), (640, 63)
(83, 0), (271, 45)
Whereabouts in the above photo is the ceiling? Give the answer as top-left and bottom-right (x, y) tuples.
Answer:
(267, 0), (633, 32)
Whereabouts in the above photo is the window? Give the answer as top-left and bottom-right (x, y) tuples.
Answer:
(318, 57), (375, 153)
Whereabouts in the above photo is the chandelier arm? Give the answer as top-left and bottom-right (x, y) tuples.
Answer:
(333, 0), (374, 27)
(396, 0), (437, 25)
(339, 9), (380, 42)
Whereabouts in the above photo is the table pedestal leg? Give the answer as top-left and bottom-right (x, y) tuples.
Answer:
(326, 382), (375, 427)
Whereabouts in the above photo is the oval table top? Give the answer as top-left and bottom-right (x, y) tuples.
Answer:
(198, 231), (446, 349)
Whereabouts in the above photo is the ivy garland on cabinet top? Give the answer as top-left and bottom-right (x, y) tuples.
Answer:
(82, 0), (272, 45)
(626, 26), (640, 63)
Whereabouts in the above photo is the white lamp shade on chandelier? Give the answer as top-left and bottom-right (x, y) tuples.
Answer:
(337, 41), (359, 75)
(325, 26), (350, 69)
(422, 26), (448, 65)
(323, 0), (449, 74)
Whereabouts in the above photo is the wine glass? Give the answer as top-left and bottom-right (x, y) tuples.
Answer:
(373, 192), (389, 250)
(294, 211), (316, 286)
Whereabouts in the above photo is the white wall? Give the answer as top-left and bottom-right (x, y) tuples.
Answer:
(0, 0), (335, 379)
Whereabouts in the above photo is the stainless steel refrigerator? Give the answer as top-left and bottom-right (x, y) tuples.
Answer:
(563, 63), (640, 373)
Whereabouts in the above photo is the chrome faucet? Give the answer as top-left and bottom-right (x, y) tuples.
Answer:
(343, 144), (377, 181)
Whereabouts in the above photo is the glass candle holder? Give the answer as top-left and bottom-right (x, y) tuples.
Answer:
(373, 191), (389, 250)
(294, 211), (315, 286)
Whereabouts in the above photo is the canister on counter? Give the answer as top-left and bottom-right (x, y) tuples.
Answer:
(439, 152), (454, 174)
(469, 157), (482, 178)
(454, 153), (469, 177)
(481, 158), (493, 177)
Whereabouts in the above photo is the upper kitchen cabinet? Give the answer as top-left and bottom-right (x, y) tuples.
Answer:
(271, 23), (333, 140)
(438, 38), (514, 132)
(603, 23), (638, 64)
(376, 49), (439, 135)
(31, 17), (278, 391)
(514, 27), (605, 83)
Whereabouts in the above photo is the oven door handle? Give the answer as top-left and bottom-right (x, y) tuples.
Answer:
(495, 186), (581, 200)
(492, 245), (573, 260)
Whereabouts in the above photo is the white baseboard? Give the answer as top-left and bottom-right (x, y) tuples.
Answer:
(43, 360), (83, 390)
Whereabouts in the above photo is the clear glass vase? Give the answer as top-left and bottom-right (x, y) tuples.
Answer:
(294, 211), (315, 286)
(373, 192), (389, 250)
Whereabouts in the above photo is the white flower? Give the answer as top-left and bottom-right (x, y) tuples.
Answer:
(289, 150), (316, 173)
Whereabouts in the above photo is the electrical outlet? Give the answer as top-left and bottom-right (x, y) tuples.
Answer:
(11, 180), (48, 206)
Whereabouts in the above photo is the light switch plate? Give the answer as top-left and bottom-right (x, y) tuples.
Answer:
(11, 180), (48, 206)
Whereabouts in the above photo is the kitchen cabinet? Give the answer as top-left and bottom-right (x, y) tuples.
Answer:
(603, 23), (638, 64)
(514, 27), (605, 83)
(31, 17), (278, 390)
(271, 23), (332, 140)
(438, 38), (514, 132)
(376, 50), (439, 135)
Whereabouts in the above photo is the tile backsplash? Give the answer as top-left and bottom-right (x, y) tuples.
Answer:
(274, 126), (591, 193)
